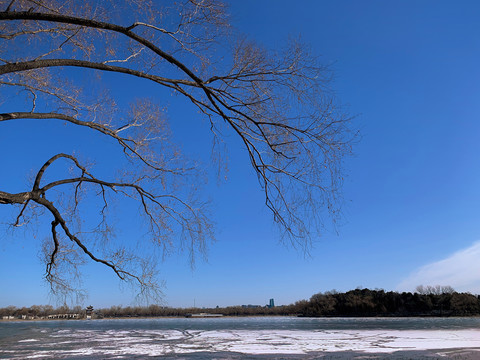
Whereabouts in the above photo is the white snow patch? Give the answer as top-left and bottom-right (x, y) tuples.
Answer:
(18, 339), (39, 342)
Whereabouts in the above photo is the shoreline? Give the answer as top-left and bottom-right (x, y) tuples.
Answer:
(3, 314), (480, 323)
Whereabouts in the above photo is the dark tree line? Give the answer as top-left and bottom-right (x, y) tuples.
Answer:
(100, 304), (296, 318)
(300, 288), (480, 317)
(0, 303), (298, 318)
(3, 288), (479, 319)
(0, 304), (82, 318)
(96, 289), (480, 318)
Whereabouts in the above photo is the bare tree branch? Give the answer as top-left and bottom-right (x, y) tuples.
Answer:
(0, 0), (354, 301)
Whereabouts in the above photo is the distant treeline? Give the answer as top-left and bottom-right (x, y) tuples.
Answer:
(0, 305), (84, 319)
(2, 288), (480, 319)
(99, 304), (296, 318)
(0, 303), (296, 318)
(298, 288), (480, 317)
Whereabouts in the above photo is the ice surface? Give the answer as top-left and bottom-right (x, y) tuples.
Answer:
(3, 325), (480, 358)
(0, 319), (480, 360)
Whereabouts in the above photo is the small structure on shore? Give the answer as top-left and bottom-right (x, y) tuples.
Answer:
(86, 305), (94, 320)
(185, 313), (223, 318)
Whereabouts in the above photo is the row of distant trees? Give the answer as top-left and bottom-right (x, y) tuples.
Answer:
(299, 288), (480, 317)
(100, 304), (296, 318)
(2, 288), (479, 319)
(0, 304), (83, 318)
(0, 303), (296, 318)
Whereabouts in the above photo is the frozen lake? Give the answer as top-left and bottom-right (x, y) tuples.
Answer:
(1, 316), (480, 359)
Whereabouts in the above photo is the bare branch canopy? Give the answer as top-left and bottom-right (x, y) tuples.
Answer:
(0, 0), (354, 301)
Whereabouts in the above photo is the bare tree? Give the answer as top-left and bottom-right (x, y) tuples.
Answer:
(0, 0), (354, 301)
(415, 285), (455, 295)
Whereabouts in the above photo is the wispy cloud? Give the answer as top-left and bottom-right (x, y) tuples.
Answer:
(397, 241), (480, 294)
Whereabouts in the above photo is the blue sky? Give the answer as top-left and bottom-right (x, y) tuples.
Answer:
(1, 0), (480, 308)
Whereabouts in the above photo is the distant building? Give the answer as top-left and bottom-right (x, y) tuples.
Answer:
(268, 298), (275, 308)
